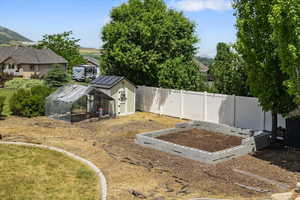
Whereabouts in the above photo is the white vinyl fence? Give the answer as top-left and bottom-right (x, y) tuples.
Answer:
(136, 86), (286, 131)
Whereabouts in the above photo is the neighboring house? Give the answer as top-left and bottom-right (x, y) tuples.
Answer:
(193, 57), (214, 81)
(0, 46), (68, 78)
(84, 56), (99, 67)
(91, 75), (136, 116)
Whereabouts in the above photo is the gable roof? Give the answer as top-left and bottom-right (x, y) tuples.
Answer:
(91, 75), (135, 89)
(0, 46), (68, 65)
(84, 56), (99, 66)
(193, 57), (209, 73)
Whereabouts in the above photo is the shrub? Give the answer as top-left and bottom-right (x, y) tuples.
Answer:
(0, 96), (6, 116)
(5, 78), (44, 89)
(0, 72), (13, 87)
(30, 72), (41, 79)
(9, 85), (52, 118)
(44, 67), (69, 88)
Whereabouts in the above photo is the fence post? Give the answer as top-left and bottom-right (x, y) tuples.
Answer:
(143, 86), (146, 112)
(204, 91), (208, 121)
(180, 90), (183, 119)
(233, 95), (236, 127)
(159, 87), (163, 116)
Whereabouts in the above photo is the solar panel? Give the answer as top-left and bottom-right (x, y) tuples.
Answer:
(91, 75), (124, 88)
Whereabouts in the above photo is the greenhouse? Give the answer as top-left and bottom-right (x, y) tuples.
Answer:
(46, 84), (116, 123)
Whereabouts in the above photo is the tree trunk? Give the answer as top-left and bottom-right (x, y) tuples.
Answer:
(271, 111), (278, 143)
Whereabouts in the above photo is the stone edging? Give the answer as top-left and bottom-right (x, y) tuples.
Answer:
(0, 141), (107, 200)
(135, 121), (271, 164)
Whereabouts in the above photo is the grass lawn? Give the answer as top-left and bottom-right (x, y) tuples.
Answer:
(0, 144), (98, 200)
(0, 88), (15, 116)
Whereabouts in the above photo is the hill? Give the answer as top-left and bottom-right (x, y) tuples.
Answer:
(0, 26), (32, 45)
(196, 56), (214, 66)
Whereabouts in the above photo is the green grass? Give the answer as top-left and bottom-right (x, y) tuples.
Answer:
(0, 144), (98, 200)
(0, 88), (16, 116)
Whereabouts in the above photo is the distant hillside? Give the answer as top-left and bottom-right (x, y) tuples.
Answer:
(196, 56), (214, 66)
(0, 26), (31, 45)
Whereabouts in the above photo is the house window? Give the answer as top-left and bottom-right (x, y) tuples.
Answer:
(30, 65), (35, 71)
(9, 64), (15, 69)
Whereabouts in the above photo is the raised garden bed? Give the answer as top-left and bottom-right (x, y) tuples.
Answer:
(136, 121), (271, 164)
(157, 128), (242, 152)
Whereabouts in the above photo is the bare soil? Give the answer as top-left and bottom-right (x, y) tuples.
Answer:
(157, 129), (242, 152)
(0, 112), (299, 200)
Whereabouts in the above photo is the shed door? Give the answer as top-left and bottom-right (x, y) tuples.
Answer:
(118, 88), (127, 115)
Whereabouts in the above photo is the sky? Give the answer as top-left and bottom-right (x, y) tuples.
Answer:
(0, 0), (236, 57)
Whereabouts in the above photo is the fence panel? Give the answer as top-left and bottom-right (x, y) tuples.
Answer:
(206, 93), (235, 126)
(182, 91), (205, 121)
(235, 96), (263, 130)
(161, 88), (181, 117)
(136, 86), (288, 131)
(136, 86), (144, 111)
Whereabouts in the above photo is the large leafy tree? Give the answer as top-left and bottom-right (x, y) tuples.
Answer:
(101, 0), (204, 90)
(211, 42), (249, 96)
(233, 0), (296, 141)
(36, 31), (85, 70)
(271, 0), (300, 104)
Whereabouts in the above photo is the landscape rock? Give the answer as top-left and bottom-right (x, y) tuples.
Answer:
(271, 192), (293, 200)
(295, 182), (300, 193)
(128, 189), (146, 199)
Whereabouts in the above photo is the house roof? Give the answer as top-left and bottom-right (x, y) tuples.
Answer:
(0, 46), (68, 65)
(193, 57), (209, 73)
(84, 56), (99, 66)
(91, 75), (134, 89)
(47, 84), (114, 103)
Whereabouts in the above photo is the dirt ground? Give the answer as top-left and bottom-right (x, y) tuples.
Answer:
(157, 129), (242, 152)
(1, 112), (300, 200)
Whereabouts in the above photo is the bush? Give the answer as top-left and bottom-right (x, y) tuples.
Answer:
(30, 72), (41, 79)
(5, 78), (44, 89)
(9, 85), (52, 118)
(44, 67), (69, 88)
(0, 96), (6, 116)
(0, 72), (13, 87)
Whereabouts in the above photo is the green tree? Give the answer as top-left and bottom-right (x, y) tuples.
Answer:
(36, 31), (85, 70)
(101, 0), (204, 90)
(158, 57), (206, 91)
(233, 0), (296, 141)
(44, 67), (69, 88)
(271, 0), (300, 104)
(211, 42), (249, 96)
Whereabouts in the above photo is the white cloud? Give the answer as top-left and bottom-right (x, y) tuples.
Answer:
(172, 0), (232, 12)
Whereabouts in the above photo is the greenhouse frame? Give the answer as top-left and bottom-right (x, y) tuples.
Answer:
(46, 85), (116, 123)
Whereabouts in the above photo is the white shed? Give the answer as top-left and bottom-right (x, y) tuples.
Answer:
(91, 75), (136, 116)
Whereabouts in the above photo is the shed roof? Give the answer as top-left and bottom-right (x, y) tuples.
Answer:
(47, 84), (114, 103)
(0, 46), (68, 64)
(91, 75), (134, 89)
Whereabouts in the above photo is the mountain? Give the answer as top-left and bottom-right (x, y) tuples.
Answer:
(0, 26), (32, 45)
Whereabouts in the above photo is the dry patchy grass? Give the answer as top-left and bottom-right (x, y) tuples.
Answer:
(0, 144), (98, 200)
(0, 112), (299, 200)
